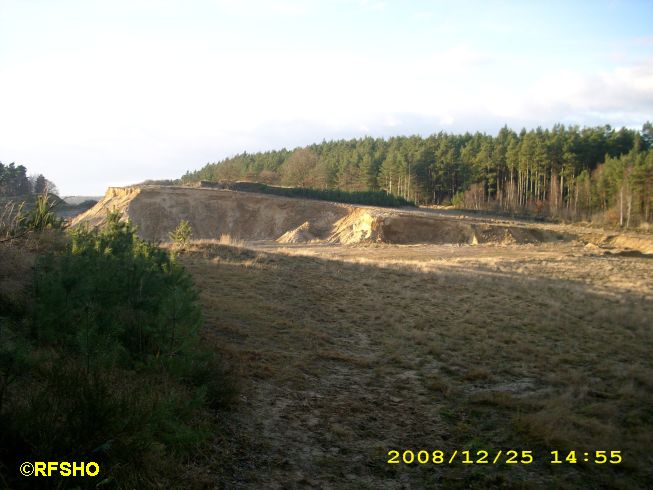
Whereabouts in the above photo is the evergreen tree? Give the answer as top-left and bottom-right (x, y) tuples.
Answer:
(177, 123), (652, 225)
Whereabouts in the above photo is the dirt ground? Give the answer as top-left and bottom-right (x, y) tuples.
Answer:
(76, 186), (653, 488)
(176, 237), (653, 489)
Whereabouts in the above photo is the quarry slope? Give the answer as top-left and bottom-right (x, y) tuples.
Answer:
(73, 185), (571, 246)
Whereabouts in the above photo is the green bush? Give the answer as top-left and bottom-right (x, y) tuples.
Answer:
(169, 220), (193, 249)
(34, 213), (200, 361)
(0, 212), (235, 488)
(26, 193), (64, 231)
(451, 191), (465, 208)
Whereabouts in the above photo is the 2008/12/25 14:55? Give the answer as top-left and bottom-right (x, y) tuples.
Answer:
(386, 449), (622, 465)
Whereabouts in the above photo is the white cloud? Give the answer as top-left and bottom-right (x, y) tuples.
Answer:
(358, 0), (387, 12)
(485, 60), (653, 125)
(212, 0), (316, 16)
(1, 0), (652, 194)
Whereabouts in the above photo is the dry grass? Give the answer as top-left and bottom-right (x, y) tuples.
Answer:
(216, 234), (247, 247)
(176, 240), (653, 489)
(188, 235), (248, 249)
(0, 200), (25, 240)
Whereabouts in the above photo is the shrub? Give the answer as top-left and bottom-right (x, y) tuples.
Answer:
(26, 193), (64, 231)
(0, 193), (63, 243)
(451, 191), (465, 208)
(33, 213), (201, 361)
(169, 220), (193, 249)
(0, 212), (235, 488)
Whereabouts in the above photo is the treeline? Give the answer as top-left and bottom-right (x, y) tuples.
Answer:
(181, 123), (653, 227)
(0, 161), (57, 197)
(247, 184), (415, 207)
(203, 181), (414, 207)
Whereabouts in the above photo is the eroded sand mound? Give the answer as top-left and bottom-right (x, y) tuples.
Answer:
(278, 222), (318, 244)
(74, 185), (565, 245)
(326, 209), (555, 245)
(603, 235), (653, 254)
(579, 233), (653, 256)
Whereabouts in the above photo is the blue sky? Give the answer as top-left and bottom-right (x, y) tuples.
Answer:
(1, 0), (652, 195)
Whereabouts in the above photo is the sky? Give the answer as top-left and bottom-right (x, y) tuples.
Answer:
(1, 0), (652, 195)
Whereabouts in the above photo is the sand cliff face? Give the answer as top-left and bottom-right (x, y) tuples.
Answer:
(73, 186), (350, 241)
(73, 185), (564, 245)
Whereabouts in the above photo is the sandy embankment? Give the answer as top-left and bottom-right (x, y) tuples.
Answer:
(73, 186), (567, 246)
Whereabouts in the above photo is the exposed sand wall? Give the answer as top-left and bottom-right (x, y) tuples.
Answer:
(74, 185), (567, 245)
(73, 186), (350, 241)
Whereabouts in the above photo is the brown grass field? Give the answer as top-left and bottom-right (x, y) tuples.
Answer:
(174, 238), (653, 489)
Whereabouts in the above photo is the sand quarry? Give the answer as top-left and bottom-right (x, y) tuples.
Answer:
(73, 185), (653, 488)
(73, 185), (652, 253)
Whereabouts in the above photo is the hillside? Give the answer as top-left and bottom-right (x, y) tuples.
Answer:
(73, 185), (571, 246)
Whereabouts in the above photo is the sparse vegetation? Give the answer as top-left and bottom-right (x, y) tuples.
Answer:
(1, 192), (64, 242)
(175, 240), (653, 489)
(216, 233), (246, 248)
